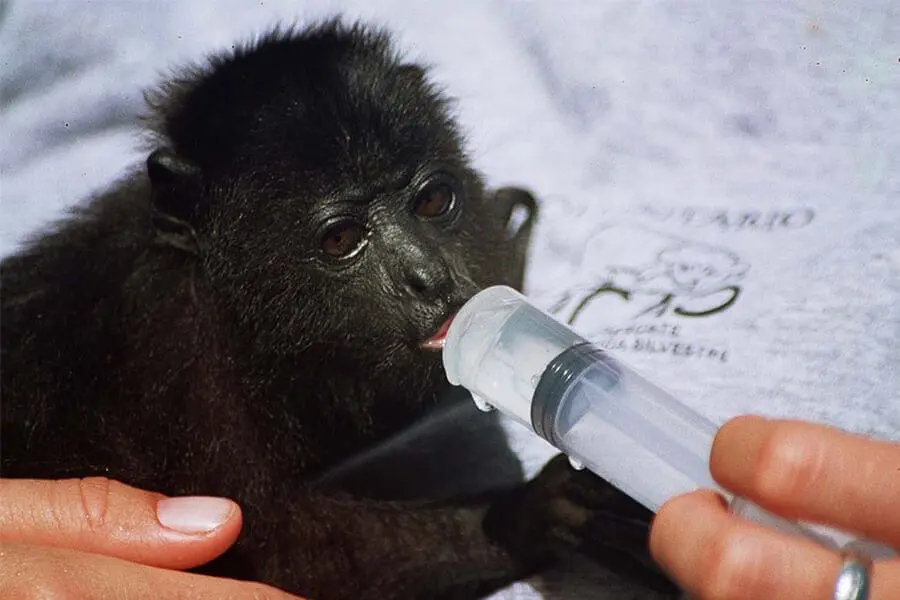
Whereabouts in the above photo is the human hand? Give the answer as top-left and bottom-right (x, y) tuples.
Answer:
(649, 416), (900, 599)
(0, 477), (305, 599)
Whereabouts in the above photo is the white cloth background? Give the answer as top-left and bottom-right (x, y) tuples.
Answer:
(2, 1), (898, 598)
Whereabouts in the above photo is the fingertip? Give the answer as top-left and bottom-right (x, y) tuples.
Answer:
(653, 488), (729, 526)
(148, 496), (244, 569)
(716, 415), (769, 438)
(712, 414), (769, 448)
(710, 414), (770, 490)
(156, 496), (240, 536)
(650, 490), (729, 565)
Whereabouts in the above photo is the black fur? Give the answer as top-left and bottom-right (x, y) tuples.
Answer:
(1, 19), (677, 599)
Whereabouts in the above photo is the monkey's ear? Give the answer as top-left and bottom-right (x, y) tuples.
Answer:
(147, 149), (202, 253)
(490, 187), (540, 289)
(491, 187), (539, 246)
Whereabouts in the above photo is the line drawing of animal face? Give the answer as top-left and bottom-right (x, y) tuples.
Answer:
(655, 244), (749, 297)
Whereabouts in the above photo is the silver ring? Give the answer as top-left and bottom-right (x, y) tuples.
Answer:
(833, 546), (873, 600)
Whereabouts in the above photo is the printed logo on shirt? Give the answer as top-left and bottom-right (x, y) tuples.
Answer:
(545, 224), (749, 363)
(548, 224), (749, 325)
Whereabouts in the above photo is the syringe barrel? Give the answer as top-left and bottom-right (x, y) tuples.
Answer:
(442, 285), (721, 510)
(534, 342), (720, 512)
(443, 285), (897, 559)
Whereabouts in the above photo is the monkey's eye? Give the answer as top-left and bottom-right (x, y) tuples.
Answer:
(321, 221), (365, 258)
(413, 183), (455, 219)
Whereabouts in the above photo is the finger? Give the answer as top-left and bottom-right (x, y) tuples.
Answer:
(709, 416), (900, 548)
(649, 490), (900, 600)
(0, 543), (306, 600)
(0, 477), (242, 569)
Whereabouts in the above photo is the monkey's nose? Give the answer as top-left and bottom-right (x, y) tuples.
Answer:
(403, 259), (453, 301)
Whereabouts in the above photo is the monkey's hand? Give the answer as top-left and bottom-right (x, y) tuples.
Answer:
(484, 454), (680, 595)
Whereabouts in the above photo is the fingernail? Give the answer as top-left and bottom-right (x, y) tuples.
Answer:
(157, 496), (236, 534)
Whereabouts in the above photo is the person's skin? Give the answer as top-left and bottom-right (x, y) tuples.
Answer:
(650, 416), (900, 600)
(0, 477), (304, 599)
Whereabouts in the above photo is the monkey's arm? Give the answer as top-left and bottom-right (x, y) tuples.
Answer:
(258, 489), (528, 600)
(231, 459), (677, 600)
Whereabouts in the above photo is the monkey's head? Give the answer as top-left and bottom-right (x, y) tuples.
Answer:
(143, 20), (537, 407)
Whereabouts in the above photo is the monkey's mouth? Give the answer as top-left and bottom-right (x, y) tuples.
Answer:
(420, 315), (455, 351)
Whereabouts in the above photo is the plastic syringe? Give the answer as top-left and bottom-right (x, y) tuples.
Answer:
(442, 285), (896, 559)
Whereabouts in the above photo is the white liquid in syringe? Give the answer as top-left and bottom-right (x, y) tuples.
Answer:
(551, 365), (720, 513)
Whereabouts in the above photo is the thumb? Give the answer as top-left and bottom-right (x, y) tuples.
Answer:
(0, 477), (243, 570)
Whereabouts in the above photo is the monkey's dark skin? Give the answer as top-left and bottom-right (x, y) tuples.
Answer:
(1, 20), (679, 600)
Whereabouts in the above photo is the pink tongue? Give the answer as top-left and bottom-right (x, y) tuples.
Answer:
(435, 316), (454, 339)
(427, 328), (447, 345)
(422, 316), (454, 349)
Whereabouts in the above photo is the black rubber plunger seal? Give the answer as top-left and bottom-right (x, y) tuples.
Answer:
(531, 342), (622, 447)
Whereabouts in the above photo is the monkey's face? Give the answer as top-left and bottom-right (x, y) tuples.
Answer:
(201, 156), (499, 380)
(145, 31), (518, 401)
